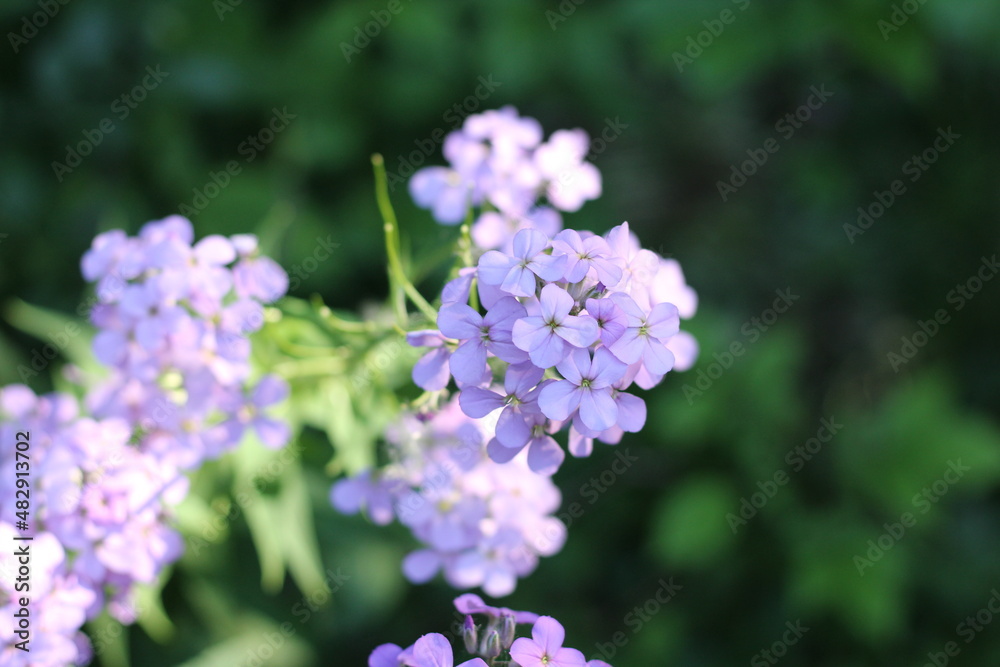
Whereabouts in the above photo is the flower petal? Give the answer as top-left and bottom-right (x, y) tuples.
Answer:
(478, 250), (513, 285)
(413, 348), (452, 390)
(450, 340), (488, 385)
(501, 264), (538, 297)
(538, 284), (573, 322)
(459, 386), (505, 418)
(438, 302), (482, 339)
(578, 389), (618, 431)
(538, 380), (581, 421)
(615, 392), (647, 432)
(412, 633), (453, 667)
(527, 436), (565, 476)
(645, 302), (680, 340)
(532, 616), (567, 656)
(496, 406), (532, 449)
(402, 550), (441, 584)
(556, 315), (599, 348)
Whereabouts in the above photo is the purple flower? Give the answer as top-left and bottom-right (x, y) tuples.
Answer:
(459, 363), (543, 448)
(438, 297), (528, 384)
(409, 633), (489, 667)
(650, 257), (698, 318)
(409, 167), (474, 224)
(511, 284), (599, 368)
(603, 222), (661, 294)
(584, 298), (627, 346)
(232, 239), (288, 302)
(471, 207), (563, 252)
(665, 329), (699, 372)
(538, 347), (626, 432)
(452, 593), (540, 624)
(330, 470), (398, 525)
(534, 129), (602, 212)
(407, 330), (454, 391)
(509, 616), (587, 667)
(332, 395), (567, 594)
(441, 269), (476, 305)
(551, 229), (622, 285)
(369, 643), (404, 667)
(478, 229), (566, 297)
(485, 412), (565, 476)
(607, 293), (678, 375)
(465, 106), (543, 150)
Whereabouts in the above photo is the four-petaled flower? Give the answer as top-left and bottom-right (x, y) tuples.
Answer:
(410, 633), (489, 667)
(439, 297), (528, 384)
(511, 284), (599, 368)
(509, 616), (587, 667)
(459, 363), (543, 449)
(479, 229), (567, 297)
(608, 293), (679, 376)
(538, 347), (627, 432)
(551, 229), (622, 285)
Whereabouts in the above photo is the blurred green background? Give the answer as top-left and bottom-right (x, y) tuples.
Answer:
(3, 0), (1000, 665)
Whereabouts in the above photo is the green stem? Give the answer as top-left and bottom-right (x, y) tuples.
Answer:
(456, 198), (482, 312)
(459, 217), (480, 312)
(371, 153), (439, 325)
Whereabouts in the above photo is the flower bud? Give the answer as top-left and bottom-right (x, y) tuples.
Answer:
(479, 628), (501, 660)
(498, 612), (516, 648)
(462, 615), (478, 655)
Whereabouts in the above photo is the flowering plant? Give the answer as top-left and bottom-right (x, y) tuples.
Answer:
(0, 108), (696, 665)
(333, 107), (698, 593)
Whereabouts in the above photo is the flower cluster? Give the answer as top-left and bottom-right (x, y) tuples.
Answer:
(0, 523), (96, 667)
(0, 387), (183, 665)
(0, 217), (290, 665)
(331, 396), (566, 597)
(369, 594), (612, 667)
(409, 222), (698, 475)
(409, 106), (601, 251)
(81, 215), (290, 469)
